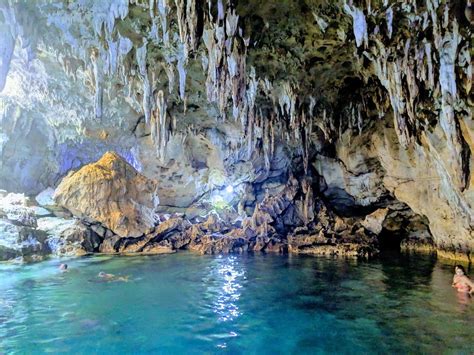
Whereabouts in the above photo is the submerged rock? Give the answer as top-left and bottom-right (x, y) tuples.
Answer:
(54, 152), (159, 238)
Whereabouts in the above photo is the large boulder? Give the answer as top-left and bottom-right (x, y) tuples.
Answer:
(54, 152), (159, 238)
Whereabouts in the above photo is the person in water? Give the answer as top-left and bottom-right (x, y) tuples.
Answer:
(98, 271), (129, 282)
(59, 263), (68, 272)
(452, 265), (474, 295)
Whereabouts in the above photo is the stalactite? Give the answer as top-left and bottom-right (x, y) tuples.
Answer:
(203, 28), (218, 103)
(278, 82), (296, 127)
(301, 112), (312, 174)
(163, 63), (175, 95)
(228, 20), (247, 120)
(175, 0), (186, 44)
(90, 49), (103, 119)
(177, 44), (188, 102)
(346, 0), (471, 196)
(373, 45), (411, 147)
(215, 23), (227, 117)
(117, 36), (133, 85)
(343, 1), (368, 48)
(158, 0), (170, 46)
(150, 104), (159, 150)
(436, 20), (459, 99)
(202, 2), (247, 119)
(246, 68), (257, 160)
(357, 104), (362, 135)
(137, 41), (152, 124)
(107, 38), (118, 76)
(269, 113), (275, 157)
(433, 16), (468, 190)
(386, 6), (393, 39)
(217, 0), (224, 21)
(172, 0), (191, 104)
(149, 0), (156, 17)
(301, 178), (314, 225)
(424, 41), (435, 91)
(152, 90), (168, 161)
(185, 0), (200, 52)
(92, 0), (128, 38)
(262, 118), (270, 171)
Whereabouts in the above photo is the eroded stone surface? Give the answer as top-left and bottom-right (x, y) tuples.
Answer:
(0, 219), (50, 262)
(54, 151), (159, 238)
(37, 217), (101, 256)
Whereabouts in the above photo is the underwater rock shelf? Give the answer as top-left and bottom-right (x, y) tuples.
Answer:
(0, 0), (472, 263)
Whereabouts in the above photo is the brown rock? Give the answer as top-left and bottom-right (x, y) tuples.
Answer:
(188, 231), (249, 255)
(141, 240), (175, 254)
(264, 238), (286, 253)
(298, 243), (361, 257)
(117, 217), (189, 253)
(99, 234), (122, 253)
(54, 152), (159, 238)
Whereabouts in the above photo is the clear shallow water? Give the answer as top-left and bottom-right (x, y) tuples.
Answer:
(0, 252), (473, 354)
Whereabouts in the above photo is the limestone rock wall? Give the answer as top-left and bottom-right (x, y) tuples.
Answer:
(336, 0), (473, 259)
(0, 0), (472, 260)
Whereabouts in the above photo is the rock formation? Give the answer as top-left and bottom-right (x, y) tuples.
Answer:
(0, 191), (98, 261)
(54, 151), (159, 238)
(0, 0), (472, 262)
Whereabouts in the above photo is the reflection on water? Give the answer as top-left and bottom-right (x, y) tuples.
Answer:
(212, 255), (244, 322)
(0, 253), (473, 353)
(200, 255), (246, 349)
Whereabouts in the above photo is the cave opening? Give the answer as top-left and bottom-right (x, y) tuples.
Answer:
(377, 229), (405, 253)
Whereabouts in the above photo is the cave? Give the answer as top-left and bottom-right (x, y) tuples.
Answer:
(0, 0), (473, 352)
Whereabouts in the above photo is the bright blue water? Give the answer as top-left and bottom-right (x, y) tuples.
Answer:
(0, 252), (473, 354)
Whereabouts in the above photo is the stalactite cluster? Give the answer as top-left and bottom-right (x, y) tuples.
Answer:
(0, 0), (336, 167)
(345, 1), (471, 192)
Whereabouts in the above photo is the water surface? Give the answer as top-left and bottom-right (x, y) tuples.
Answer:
(0, 252), (473, 354)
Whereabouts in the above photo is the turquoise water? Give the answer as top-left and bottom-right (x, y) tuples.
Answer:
(0, 252), (473, 354)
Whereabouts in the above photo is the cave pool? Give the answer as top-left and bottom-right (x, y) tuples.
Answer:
(1, 252), (473, 354)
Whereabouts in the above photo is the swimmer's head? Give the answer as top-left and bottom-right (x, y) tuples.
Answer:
(59, 263), (68, 271)
(98, 272), (106, 277)
(455, 265), (466, 275)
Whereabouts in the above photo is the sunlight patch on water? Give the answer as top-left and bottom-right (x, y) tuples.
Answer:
(213, 255), (244, 322)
